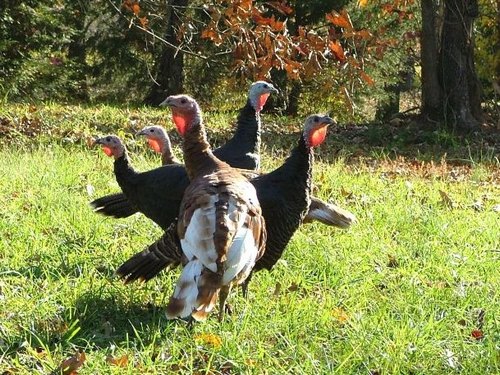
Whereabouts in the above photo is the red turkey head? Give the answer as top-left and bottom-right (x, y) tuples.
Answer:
(248, 81), (278, 112)
(159, 95), (201, 137)
(136, 125), (168, 154)
(303, 115), (335, 148)
(94, 135), (126, 159)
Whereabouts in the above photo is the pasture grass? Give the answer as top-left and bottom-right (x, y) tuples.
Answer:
(0, 104), (499, 374)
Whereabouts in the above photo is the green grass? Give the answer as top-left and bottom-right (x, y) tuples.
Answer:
(0, 105), (499, 374)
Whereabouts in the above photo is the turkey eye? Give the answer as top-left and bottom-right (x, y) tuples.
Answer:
(106, 137), (111, 142)
(181, 98), (187, 104)
(264, 84), (269, 88)
(313, 116), (319, 122)
(150, 129), (154, 132)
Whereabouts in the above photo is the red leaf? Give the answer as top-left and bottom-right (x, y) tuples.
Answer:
(131, 3), (140, 15)
(471, 329), (484, 340)
(360, 70), (375, 85)
(329, 40), (345, 61)
(266, 1), (293, 15)
(325, 11), (352, 30)
(139, 17), (148, 28)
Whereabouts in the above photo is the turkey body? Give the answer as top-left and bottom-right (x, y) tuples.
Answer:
(160, 94), (266, 321)
(118, 116), (332, 295)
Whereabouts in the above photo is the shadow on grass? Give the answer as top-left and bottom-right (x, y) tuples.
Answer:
(72, 291), (179, 348)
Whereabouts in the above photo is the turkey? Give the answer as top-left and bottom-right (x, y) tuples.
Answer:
(91, 80), (277, 220)
(212, 80), (277, 170)
(161, 94), (266, 321)
(117, 113), (335, 298)
(93, 135), (189, 230)
(136, 125), (181, 165)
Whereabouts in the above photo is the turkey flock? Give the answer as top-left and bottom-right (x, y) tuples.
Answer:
(91, 81), (356, 322)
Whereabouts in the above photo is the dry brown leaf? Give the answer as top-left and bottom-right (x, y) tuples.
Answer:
(56, 351), (86, 375)
(107, 354), (129, 367)
(288, 282), (299, 292)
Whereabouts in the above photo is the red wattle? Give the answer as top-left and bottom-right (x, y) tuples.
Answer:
(102, 146), (114, 157)
(147, 138), (162, 153)
(309, 126), (328, 147)
(256, 93), (270, 112)
(172, 113), (187, 136)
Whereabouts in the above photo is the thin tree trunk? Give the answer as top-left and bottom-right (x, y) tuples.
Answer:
(143, 0), (188, 106)
(420, 0), (441, 119)
(440, 0), (481, 130)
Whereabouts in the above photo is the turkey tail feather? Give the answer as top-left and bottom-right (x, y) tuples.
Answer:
(116, 225), (182, 283)
(304, 197), (356, 228)
(90, 193), (137, 218)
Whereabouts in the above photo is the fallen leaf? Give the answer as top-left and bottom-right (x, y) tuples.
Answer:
(331, 307), (349, 324)
(195, 333), (222, 348)
(471, 329), (484, 340)
(106, 354), (129, 367)
(56, 351), (86, 375)
(288, 282), (299, 292)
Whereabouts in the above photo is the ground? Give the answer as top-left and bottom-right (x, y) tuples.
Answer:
(0, 104), (498, 374)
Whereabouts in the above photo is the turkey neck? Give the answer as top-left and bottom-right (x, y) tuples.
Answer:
(161, 136), (177, 165)
(113, 152), (139, 186)
(229, 100), (260, 154)
(182, 121), (220, 180)
(276, 135), (313, 198)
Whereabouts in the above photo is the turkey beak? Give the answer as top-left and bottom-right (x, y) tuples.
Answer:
(270, 85), (279, 94)
(94, 138), (104, 145)
(159, 97), (174, 107)
(321, 116), (335, 127)
(135, 129), (146, 137)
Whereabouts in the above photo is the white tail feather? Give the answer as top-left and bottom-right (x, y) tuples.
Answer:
(168, 259), (204, 319)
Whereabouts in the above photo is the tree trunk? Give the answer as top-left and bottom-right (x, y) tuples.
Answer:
(420, 0), (442, 119)
(143, 0), (188, 106)
(440, 0), (482, 130)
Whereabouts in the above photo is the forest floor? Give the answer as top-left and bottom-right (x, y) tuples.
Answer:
(0, 103), (498, 374)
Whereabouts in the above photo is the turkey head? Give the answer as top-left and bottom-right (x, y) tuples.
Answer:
(137, 125), (180, 165)
(95, 135), (126, 159)
(303, 115), (335, 148)
(159, 95), (202, 137)
(136, 125), (168, 154)
(248, 81), (278, 112)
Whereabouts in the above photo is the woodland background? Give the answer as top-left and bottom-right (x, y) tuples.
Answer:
(1, 0), (499, 130)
